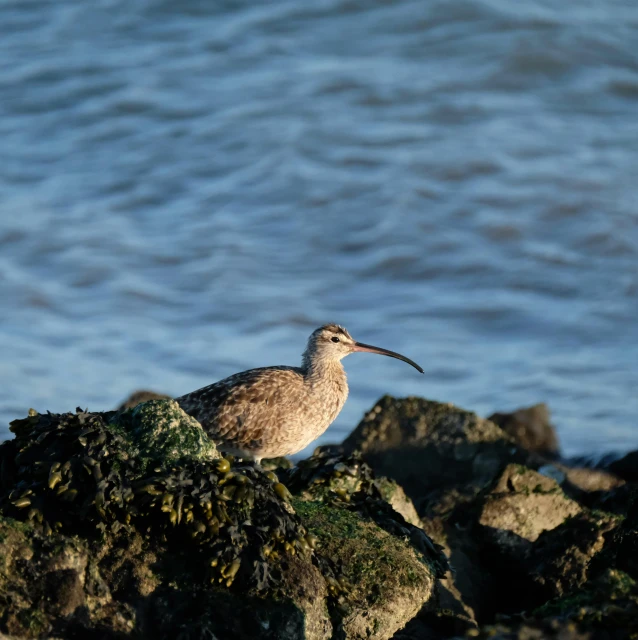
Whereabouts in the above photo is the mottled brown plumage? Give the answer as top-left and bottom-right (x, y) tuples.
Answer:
(176, 324), (423, 462)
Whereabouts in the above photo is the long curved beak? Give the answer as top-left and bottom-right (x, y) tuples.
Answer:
(352, 341), (424, 374)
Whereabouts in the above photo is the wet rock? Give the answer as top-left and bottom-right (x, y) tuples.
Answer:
(342, 396), (526, 511)
(488, 403), (559, 457)
(608, 450), (638, 483)
(116, 390), (171, 411)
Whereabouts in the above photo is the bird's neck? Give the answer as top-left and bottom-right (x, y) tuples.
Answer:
(302, 354), (346, 384)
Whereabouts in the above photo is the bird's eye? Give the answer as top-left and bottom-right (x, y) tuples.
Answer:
(331, 336), (340, 343)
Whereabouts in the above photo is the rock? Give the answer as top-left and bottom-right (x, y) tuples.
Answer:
(138, 547), (332, 640)
(376, 478), (422, 527)
(528, 510), (619, 601)
(592, 489), (638, 582)
(452, 465), (585, 617)
(391, 572), (478, 639)
(281, 450), (423, 527)
(0, 403), (443, 640)
(0, 517), (91, 638)
(534, 463), (625, 510)
(538, 463), (625, 494)
(117, 398), (221, 470)
(342, 396), (526, 511)
(281, 451), (446, 639)
(559, 465), (625, 503)
(488, 403), (559, 457)
(471, 618), (604, 639)
(527, 569), (638, 637)
(472, 469), (627, 617)
(296, 500), (437, 640)
(339, 397), (535, 623)
(609, 450), (638, 483)
(479, 464), (582, 554)
(116, 390), (171, 411)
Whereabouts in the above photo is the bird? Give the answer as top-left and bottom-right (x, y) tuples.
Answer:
(176, 324), (423, 463)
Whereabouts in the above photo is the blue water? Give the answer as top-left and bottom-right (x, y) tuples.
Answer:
(1, 0), (637, 458)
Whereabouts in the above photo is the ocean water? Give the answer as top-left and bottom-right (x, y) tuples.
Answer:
(0, 0), (637, 458)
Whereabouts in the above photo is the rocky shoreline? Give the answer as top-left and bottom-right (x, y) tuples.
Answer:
(0, 395), (636, 639)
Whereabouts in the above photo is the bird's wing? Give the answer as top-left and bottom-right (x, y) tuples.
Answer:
(176, 366), (304, 446)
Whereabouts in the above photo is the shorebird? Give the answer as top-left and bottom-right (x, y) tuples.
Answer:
(176, 324), (423, 462)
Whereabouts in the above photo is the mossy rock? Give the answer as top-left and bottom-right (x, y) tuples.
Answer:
(114, 399), (220, 472)
(0, 405), (446, 640)
(375, 478), (421, 527)
(280, 450), (420, 526)
(0, 516), (136, 638)
(294, 500), (437, 640)
(1, 405), (310, 592)
(0, 513), (331, 640)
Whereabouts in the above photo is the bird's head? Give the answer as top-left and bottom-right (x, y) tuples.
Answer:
(303, 324), (424, 373)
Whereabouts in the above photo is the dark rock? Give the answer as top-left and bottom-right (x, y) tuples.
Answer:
(472, 617), (610, 639)
(551, 464), (625, 507)
(339, 397), (536, 623)
(609, 450), (638, 483)
(342, 396), (527, 512)
(488, 403), (559, 457)
(527, 510), (619, 601)
(295, 500), (437, 640)
(559, 466), (625, 493)
(592, 488), (638, 581)
(527, 569), (638, 638)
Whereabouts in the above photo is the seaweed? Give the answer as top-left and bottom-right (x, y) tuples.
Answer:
(0, 402), (310, 592)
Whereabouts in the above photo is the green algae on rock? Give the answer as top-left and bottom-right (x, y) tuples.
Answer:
(114, 399), (220, 472)
(0, 403), (448, 640)
(280, 450), (448, 576)
(281, 451), (447, 640)
(294, 499), (438, 640)
(0, 404), (309, 592)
